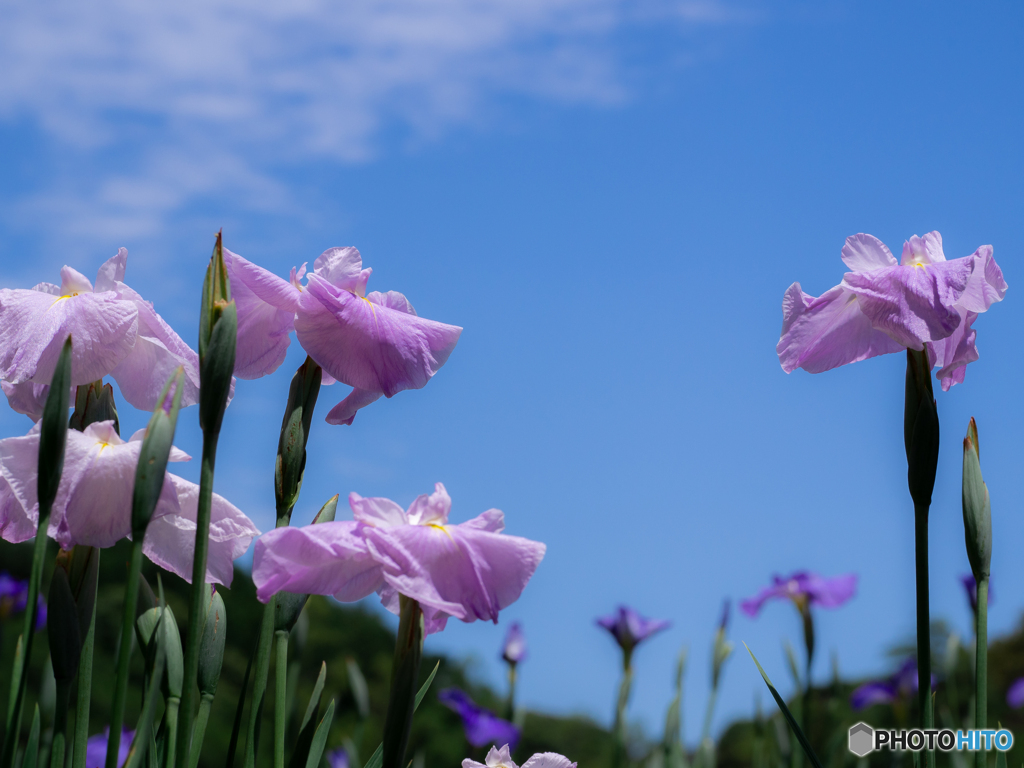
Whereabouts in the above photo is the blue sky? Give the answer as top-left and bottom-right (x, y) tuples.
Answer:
(2, 0), (1024, 743)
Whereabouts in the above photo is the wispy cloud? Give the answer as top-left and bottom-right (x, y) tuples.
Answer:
(0, 0), (752, 246)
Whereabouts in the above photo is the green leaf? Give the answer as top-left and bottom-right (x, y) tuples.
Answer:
(364, 662), (440, 768)
(21, 705), (41, 768)
(47, 566), (82, 683)
(304, 699), (336, 768)
(347, 657), (371, 721)
(288, 663), (327, 768)
(38, 337), (73, 512)
(743, 644), (822, 768)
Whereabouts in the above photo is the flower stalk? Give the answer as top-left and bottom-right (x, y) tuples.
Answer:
(382, 596), (424, 768)
(177, 233), (237, 768)
(0, 337), (71, 768)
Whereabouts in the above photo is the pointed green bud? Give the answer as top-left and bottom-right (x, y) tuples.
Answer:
(275, 356), (323, 521)
(962, 417), (991, 580)
(131, 369), (186, 539)
(57, 545), (100, 643)
(46, 566), (82, 684)
(135, 605), (184, 699)
(69, 380), (119, 433)
(275, 495), (338, 632)
(198, 589), (227, 697)
(38, 337), (73, 515)
(198, 231), (237, 436)
(905, 350), (940, 511)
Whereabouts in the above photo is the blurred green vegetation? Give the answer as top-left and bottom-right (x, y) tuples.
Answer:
(4, 535), (1024, 768)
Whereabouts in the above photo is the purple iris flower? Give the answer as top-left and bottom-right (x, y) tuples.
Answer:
(252, 483), (545, 635)
(778, 232), (1007, 390)
(0, 572), (46, 631)
(596, 606), (670, 655)
(740, 571), (857, 617)
(960, 574), (993, 615)
(222, 246), (461, 425)
(462, 745), (576, 768)
(85, 727), (133, 768)
(0, 249), (203, 412)
(439, 688), (521, 750)
(502, 622), (527, 665)
(325, 747), (349, 768)
(1007, 678), (1024, 709)
(851, 658), (934, 710)
(0, 421), (258, 585)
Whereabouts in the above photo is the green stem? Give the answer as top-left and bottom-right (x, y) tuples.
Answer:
(612, 664), (633, 768)
(1, 520), (52, 768)
(381, 597), (424, 768)
(176, 435), (219, 768)
(975, 577), (988, 768)
(243, 598), (276, 768)
(914, 505), (934, 768)
(506, 664), (517, 722)
(188, 697), (213, 768)
(72, 554), (99, 768)
(162, 698), (180, 768)
(106, 540), (145, 768)
(48, 680), (72, 768)
(274, 631), (288, 768)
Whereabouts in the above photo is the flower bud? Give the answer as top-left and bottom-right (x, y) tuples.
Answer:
(905, 350), (940, 510)
(131, 369), (185, 539)
(46, 566), (81, 684)
(962, 417), (991, 580)
(69, 380), (119, 433)
(275, 356), (323, 521)
(199, 232), (237, 436)
(198, 590), (227, 697)
(136, 605), (184, 699)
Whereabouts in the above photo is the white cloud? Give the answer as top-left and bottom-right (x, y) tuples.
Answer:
(0, 0), (750, 244)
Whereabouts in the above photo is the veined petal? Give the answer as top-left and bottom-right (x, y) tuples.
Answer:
(142, 474), (260, 585)
(842, 258), (973, 348)
(364, 523), (545, 626)
(0, 428), (41, 543)
(94, 248), (128, 293)
(251, 521), (382, 602)
(295, 274), (461, 398)
(0, 288), (138, 386)
(926, 309), (978, 391)
(840, 233), (897, 272)
(349, 493), (407, 528)
(777, 283), (903, 374)
(1, 380), (65, 423)
(313, 247), (372, 296)
(108, 283), (202, 410)
(223, 247), (299, 379)
(324, 388), (383, 426)
(955, 245), (1007, 314)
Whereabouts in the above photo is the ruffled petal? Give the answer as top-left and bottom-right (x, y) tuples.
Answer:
(0, 288), (138, 386)
(295, 274), (461, 398)
(842, 258), (974, 348)
(0, 428), (40, 543)
(324, 388), (383, 426)
(406, 482), (451, 526)
(107, 283), (202, 410)
(777, 283), (903, 374)
(840, 233), (897, 272)
(142, 474), (260, 585)
(313, 247), (372, 296)
(222, 248), (299, 379)
(251, 521), (382, 602)
(349, 493), (407, 528)
(926, 309), (978, 391)
(955, 245), (1007, 314)
(363, 522), (545, 626)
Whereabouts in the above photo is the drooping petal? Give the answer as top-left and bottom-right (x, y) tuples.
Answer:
(955, 245), (1007, 314)
(926, 309), (978, 391)
(143, 474), (260, 586)
(313, 247), (372, 297)
(802, 572), (858, 608)
(738, 583), (786, 617)
(324, 388), (383, 426)
(349, 493), (408, 528)
(251, 521), (383, 602)
(521, 754), (577, 768)
(0, 426), (42, 543)
(1, 380), (56, 422)
(107, 283), (202, 410)
(777, 283), (903, 374)
(0, 288), (138, 386)
(222, 248), (300, 379)
(842, 258), (974, 348)
(438, 688), (521, 749)
(840, 233), (897, 272)
(295, 273), (462, 398)
(363, 522), (545, 628)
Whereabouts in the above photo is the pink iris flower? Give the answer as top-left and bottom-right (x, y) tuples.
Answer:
(252, 483), (545, 635)
(778, 232), (1007, 390)
(0, 249), (202, 411)
(462, 745), (576, 768)
(0, 421), (258, 585)
(222, 246), (461, 425)
(740, 571), (857, 617)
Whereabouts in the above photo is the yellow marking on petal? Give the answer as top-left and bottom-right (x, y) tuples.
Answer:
(428, 523), (454, 540)
(912, 261), (927, 269)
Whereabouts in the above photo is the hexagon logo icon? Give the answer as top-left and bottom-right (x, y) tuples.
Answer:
(848, 722), (874, 757)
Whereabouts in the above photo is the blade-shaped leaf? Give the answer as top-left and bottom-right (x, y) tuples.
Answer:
(304, 699), (336, 768)
(744, 644), (822, 768)
(363, 662), (440, 768)
(21, 705), (41, 768)
(289, 663), (327, 768)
